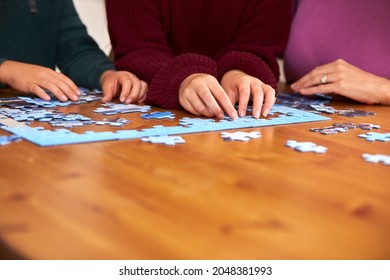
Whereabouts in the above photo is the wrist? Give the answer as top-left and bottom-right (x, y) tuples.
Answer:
(0, 59), (8, 84)
(100, 70), (116, 85)
(378, 78), (390, 105)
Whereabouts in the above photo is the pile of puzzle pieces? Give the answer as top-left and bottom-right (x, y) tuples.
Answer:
(310, 122), (381, 135)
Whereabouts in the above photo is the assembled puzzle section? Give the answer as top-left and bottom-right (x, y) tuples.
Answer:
(1, 93), (331, 146)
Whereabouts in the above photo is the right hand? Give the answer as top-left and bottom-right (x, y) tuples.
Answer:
(179, 73), (238, 120)
(0, 61), (80, 101)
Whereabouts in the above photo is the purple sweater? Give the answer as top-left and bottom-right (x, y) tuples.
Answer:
(284, 0), (390, 83)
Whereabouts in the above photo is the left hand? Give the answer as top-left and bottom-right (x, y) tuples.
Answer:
(290, 59), (390, 104)
(221, 70), (275, 118)
(100, 70), (148, 103)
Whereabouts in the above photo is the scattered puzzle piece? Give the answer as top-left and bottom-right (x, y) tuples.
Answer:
(358, 132), (390, 142)
(286, 140), (327, 153)
(141, 135), (185, 146)
(141, 111), (175, 119)
(362, 153), (390, 165)
(221, 131), (261, 142)
(0, 135), (22, 146)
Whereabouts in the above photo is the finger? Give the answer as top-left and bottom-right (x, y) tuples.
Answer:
(126, 80), (142, 104)
(51, 74), (79, 101)
(261, 85), (276, 117)
(236, 82), (251, 117)
(181, 91), (213, 117)
(138, 81), (148, 103)
(292, 59), (350, 91)
(30, 84), (51, 100)
(101, 78), (117, 103)
(299, 83), (337, 95)
(118, 79), (131, 103)
(196, 86), (226, 119)
(250, 82), (264, 119)
(207, 82), (238, 119)
(39, 80), (68, 101)
(55, 72), (80, 96)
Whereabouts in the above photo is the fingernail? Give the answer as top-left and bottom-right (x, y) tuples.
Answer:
(262, 108), (269, 117)
(120, 96), (125, 103)
(291, 83), (297, 90)
(61, 95), (67, 102)
(126, 98), (132, 104)
(239, 110), (245, 117)
(254, 109), (260, 119)
(218, 113), (225, 120)
(76, 89), (81, 96)
(231, 111), (238, 120)
(72, 94), (78, 100)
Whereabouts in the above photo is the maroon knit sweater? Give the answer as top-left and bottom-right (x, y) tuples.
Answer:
(106, 0), (291, 109)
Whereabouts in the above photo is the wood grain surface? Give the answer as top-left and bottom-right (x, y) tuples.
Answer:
(0, 88), (389, 260)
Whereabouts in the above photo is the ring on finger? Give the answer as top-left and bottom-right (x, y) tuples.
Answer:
(320, 73), (328, 84)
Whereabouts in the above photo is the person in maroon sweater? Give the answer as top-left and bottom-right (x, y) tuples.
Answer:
(106, 0), (291, 119)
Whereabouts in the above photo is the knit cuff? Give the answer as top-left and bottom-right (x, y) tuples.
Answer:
(217, 51), (278, 90)
(146, 53), (217, 109)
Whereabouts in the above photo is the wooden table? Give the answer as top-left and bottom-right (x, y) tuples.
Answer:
(0, 88), (389, 260)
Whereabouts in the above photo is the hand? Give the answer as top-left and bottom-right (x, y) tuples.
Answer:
(0, 61), (80, 101)
(221, 70), (276, 118)
(100, 70), (148, 104)
(290, 59), (390, 105)
(179, 73), (238, 120)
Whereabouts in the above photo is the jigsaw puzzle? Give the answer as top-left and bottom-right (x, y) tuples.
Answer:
(1, 93), (331, 146)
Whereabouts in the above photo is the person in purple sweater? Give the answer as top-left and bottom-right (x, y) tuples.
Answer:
(284, 0), (390, 105)
(106, 0), (292, 119)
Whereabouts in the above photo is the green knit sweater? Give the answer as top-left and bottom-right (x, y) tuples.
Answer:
(0, 0), (115, 89)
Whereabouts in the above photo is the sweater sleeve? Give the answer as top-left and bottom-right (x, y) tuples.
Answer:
(56, 0), (115, 89)
(215, 0), (292, 90)
(106, 0), (217, 109)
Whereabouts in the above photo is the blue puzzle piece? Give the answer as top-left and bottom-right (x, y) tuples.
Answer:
(358, 132), (390, 142)
(141, 111), (175, 119)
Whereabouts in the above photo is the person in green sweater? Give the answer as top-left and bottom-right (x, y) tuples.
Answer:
(0, 0), (147, 104)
